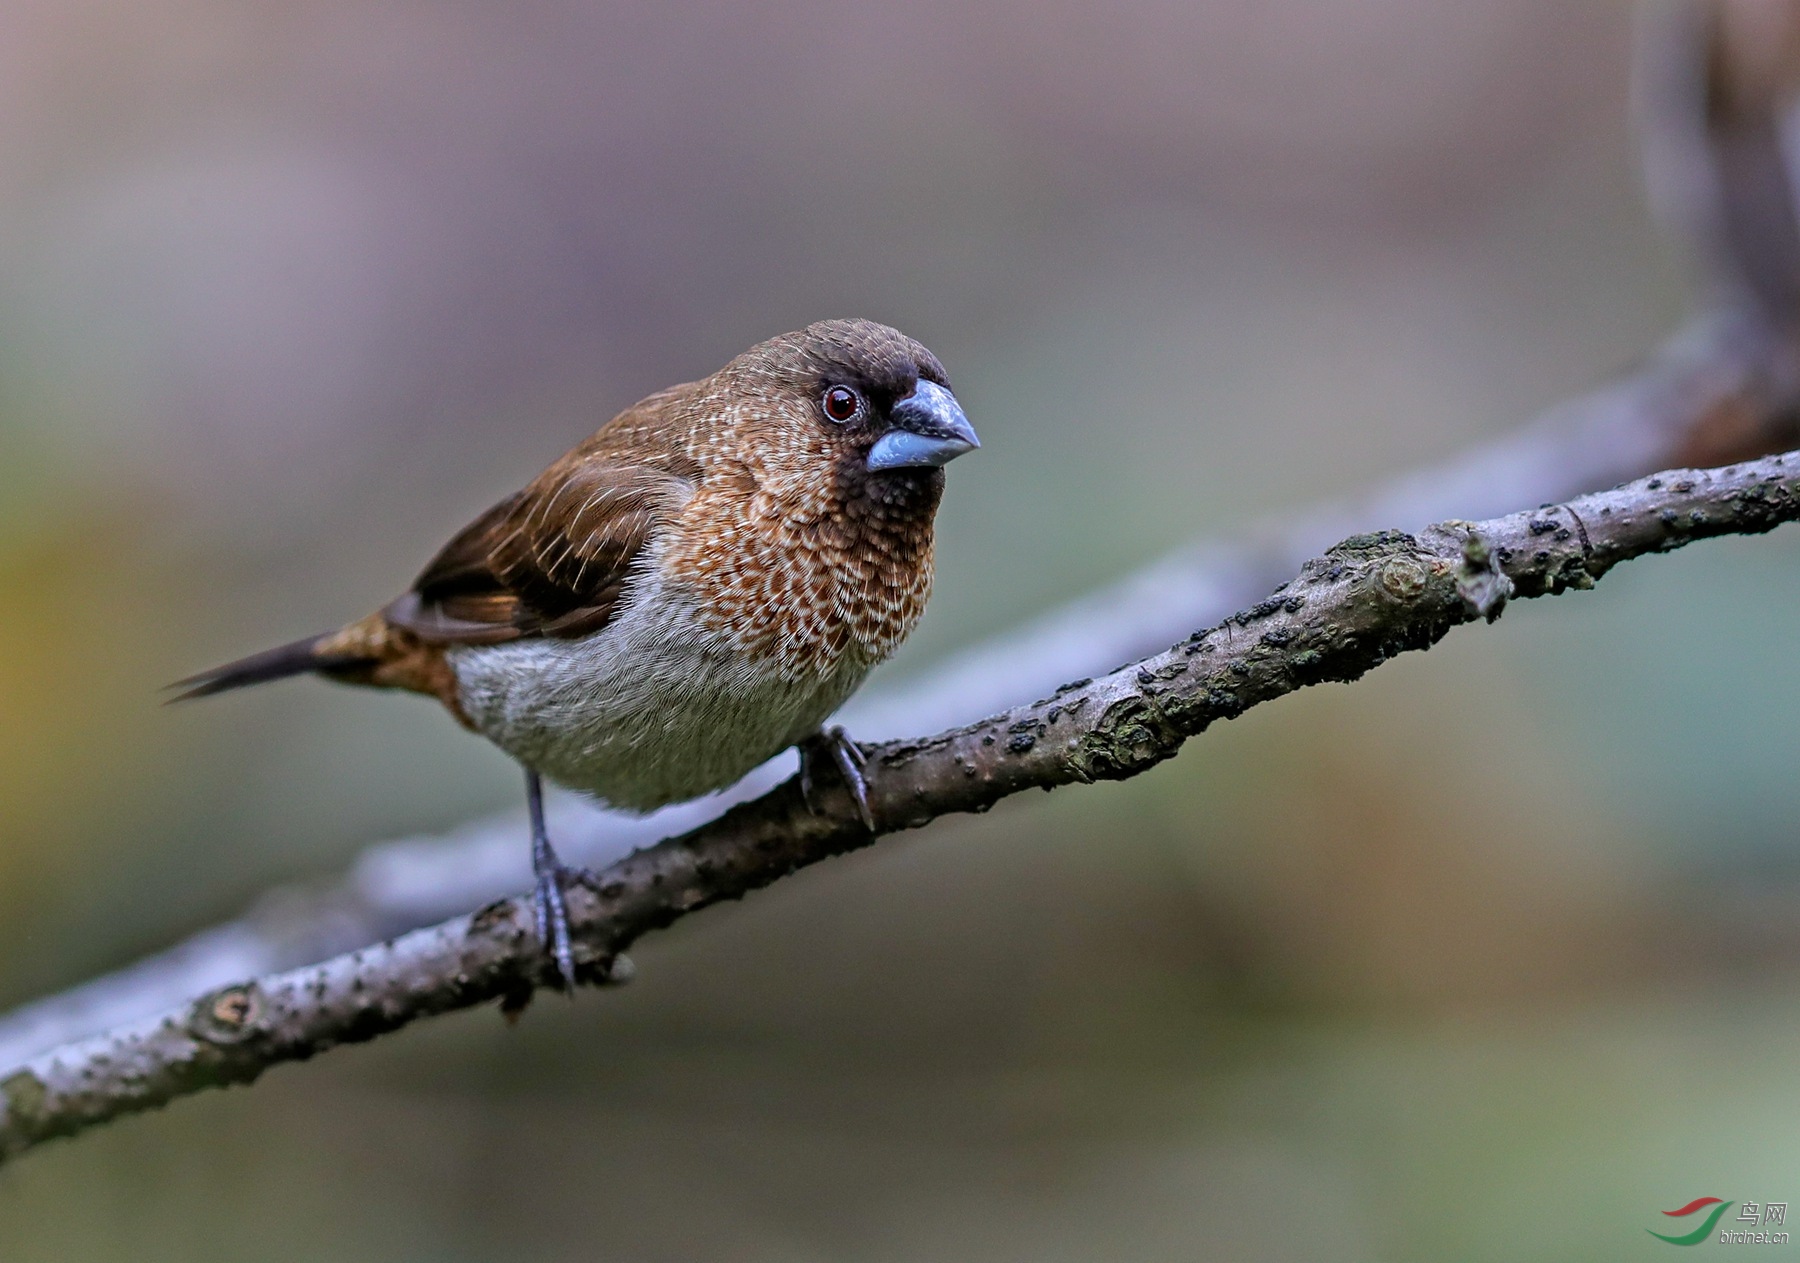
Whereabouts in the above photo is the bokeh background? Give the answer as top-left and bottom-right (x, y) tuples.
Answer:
(1, 0), (1796, 1259)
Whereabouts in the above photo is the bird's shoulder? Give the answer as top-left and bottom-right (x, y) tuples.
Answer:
(385, 393), (703, 645)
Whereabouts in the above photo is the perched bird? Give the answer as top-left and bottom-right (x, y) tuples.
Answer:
(174, 319), (979, 985)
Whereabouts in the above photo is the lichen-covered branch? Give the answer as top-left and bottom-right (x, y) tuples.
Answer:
(4, 451), (1797, 1164)
(3, 302), (1794, 1082)
(7, 0), (1799, 1095)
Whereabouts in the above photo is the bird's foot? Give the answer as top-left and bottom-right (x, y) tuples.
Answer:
(523, 768), (592, 992)
(799, 726), (875, 831)
(531, 851), (591, 992)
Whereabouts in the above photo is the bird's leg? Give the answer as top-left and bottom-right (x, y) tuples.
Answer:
(526, 767), (584, 990)
(798, 726), (875, 832)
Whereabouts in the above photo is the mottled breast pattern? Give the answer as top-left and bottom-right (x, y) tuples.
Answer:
(660, 393), (940, 681)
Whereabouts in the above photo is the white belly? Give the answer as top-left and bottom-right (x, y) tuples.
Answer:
(447, 575), (873, 811)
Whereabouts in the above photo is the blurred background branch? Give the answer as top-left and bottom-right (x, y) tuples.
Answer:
(2, 294), (1798, 1072)
(7, 451), (1797, 1165)
(8, 0), (1800, 1071)
(7, 0), (1800, 1255)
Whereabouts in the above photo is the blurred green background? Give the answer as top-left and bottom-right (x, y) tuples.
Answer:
(1, 1), (1796, 1259)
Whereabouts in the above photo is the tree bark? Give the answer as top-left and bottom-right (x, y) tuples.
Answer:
(4, 450), (1796, 1164)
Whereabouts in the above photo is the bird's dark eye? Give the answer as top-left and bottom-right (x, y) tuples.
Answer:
(822, 385), (863, 423)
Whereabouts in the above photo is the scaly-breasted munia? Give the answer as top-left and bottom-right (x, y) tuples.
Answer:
(175, 319), (979, 985)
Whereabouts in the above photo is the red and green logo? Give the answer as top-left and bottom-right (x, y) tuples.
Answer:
(1649, 1198), (1732, 1246)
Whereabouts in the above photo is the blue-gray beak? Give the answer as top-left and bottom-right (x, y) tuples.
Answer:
(867, 379), (980, 472)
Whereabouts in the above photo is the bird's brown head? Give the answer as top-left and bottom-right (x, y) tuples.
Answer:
(700, 318), (979, 517)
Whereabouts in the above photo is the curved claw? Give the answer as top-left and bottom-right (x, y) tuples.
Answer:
(799, 727), (875, 832)
(533, 864), (578, 990)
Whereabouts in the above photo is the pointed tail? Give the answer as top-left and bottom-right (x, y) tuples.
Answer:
(166, 634), (376, 702)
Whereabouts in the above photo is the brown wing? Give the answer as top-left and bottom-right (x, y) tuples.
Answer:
(385, 451), (697, 645)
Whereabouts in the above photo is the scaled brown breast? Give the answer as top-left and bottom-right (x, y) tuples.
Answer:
(661, 424), (940, 679)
